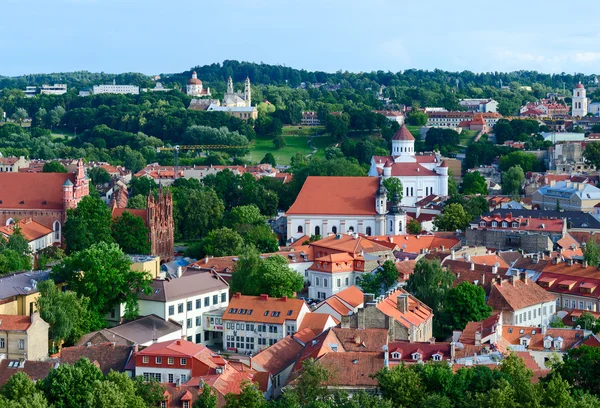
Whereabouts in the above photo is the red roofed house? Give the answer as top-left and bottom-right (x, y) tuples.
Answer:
(368, 125), (449, 206)
(0, 313), (49, 361)
(313, 285), (365, 321)
(222, 293), (311, 353)
(0, 217), (53, 253)
(342, 289), (433, 342)
(487, 274), (557, 326)
(111, 187), (174, 261)
(0, 158), (89, 244)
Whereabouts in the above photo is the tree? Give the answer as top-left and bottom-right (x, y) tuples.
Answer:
(127, 194), (147, 209)
(52, 242), (152, 321)
(63, 195), (114, 253)
(225, 205), (264, 227)
(111, 211), (151, 255)
(224, 380), (266, 408)
(461, 171), (488, 195)
(575, 312), (598, 332)
(174, 188), (224, 240)
(382, 178), (403, 201)
(554, 346), (600, 396)
(375, 364), (424, 407)
(292, 359), (331, 405)
(407, 219), (422, 235)
(379, 260), (399, 289)
(231, 247), (303, 297)
(358, 273), (382, 295)
(406, 110), (428, 126)
(39, 358), (105, 408)
(273, 135), (286, 149)
(36, 280), (97, 350)
(499, 151), (543, 173)
(442, 282), (492, 332)
(0, 372), (46, 404)
(11, 108), (28, 126)
(87, 167), (111, 185)
(433, 203), (470, 232)
(583, 239), (600, 268)
(187, 227), (244, 258)
(42, 161), (67, 173)
(128, 177), (156, 197)
(260, 152), (277, 167)
(0, 227), (32, 274)
(582, 140), (600, 169)
(498, 353), (540, 407)
(194, 383), (218, 408)
(501, 165), (525, 196)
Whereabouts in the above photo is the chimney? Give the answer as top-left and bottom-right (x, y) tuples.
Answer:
(204, 256), (209, 264)
(260, 294), (269, 301)
(481, 273), (486, 285)
(382, 345), (389, 368)
(397, 294), (409, 313)
(133, 344), (139, 353)
(474, 331), (482, 346)
(234, 292), (242, 298)
(492, 264), (498, 274)
(429, 337), (435, 344)
(520, 272), (528, 284)
(451, 250), (455, 260)
(281, 296), (287, 302)
(470, 262), (475, 270)
(496, 276), (503, 286)
(583, 260), (588, 268)
(510, 275), (517, 286)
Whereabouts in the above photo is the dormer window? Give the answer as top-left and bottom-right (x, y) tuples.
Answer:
(492, 221), (498, 227)
(554, 337), (563, 350)
(479, 221), (486, 227)
(502, 221), (507, 228)
(543, 336), (553, 349)
(520, 336), (531, 347)
(432, 353), (442, 361)
(412, 352), (422, 361)
(512, 222), (519, 228)
(391, 352), (401, 360)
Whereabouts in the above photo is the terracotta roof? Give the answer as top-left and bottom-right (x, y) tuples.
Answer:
(0, 218), (53, 241)
(252, 336), (304, 374)
(582, 334), (600, 347)
(458, 314), (501, 346)
(562, 309), (600, 327)
(316, 352), (383, 387)
(298, 313), (337, 334)
(222, 293), (307, 324)
(112, 208), (148, 225)
(470, 254), (509, 269)
(392, 125), (415, 141)
(0, 360), (55, 387)
(388, 340), (452, 363)
(286, 177), (379, 216)
(0, 173), (74, 210)
(476, 214), (564, 233)
(487, 278), (556, 311)
(376, 289), (433, 329)
(60, 342), (132, 375)
(316, 297), (352, 316)
(138, 339), (209, 359)
(293, 328), (319, 344)
(501, 326), (583, 351)
(576, 83), (585, 89)
(0, 315), (32, 331)
(366, 234), (460, 254)
(390, 162), (439, 177)
(311, 233), (392, 255)
(334, 286), (364, 308)
(331, 328), (388, 352)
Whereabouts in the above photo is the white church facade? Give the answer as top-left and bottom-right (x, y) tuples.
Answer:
(186, 71), (211, 97)
(368, 125), (449, 206)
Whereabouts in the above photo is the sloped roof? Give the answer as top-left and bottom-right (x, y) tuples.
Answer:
(287, 177), (379, 216)
(77, 315), (182, 346)
(390, 162), (439, 177)
(223, 294), (307, 324)
(487, 278), (556, 311)
(137, 270), (229, 302)
(0, 315), (31, 331)
(0, 360), (55, 386)
(331, 328), (388, 352)
(376, 289), (433, 329)
(317, 352), (383, 387)
(392, 125), (415, 141)
(251, 336), (304, 375)
(311, 233), (392, 255)
(0, 173), (74, 210)
(334, 286), (364, 308)
(60, 342), (132, 375)
(0, 218), (53, 241)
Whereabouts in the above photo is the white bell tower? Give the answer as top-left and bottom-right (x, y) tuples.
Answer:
(572, 83), (588, 118)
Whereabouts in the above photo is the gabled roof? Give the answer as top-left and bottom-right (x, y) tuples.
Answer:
(60, 342), (132, 375)
(389, 162), (439, 177)
(138, 339), (209, 358)
(251, 336), (304, 375)
(312, 233), (392, 255)
(331, 328), (388, 352)
(315, 352), (383, 387)
(392, 125), (415, 141)
(0, 173), (74, 210)
(501, 326), (583, 351)
(286, 177), (380, 216)
(376, 289), (433, 329)
(487, 277), (556, 311)
(0, 360), (55, 386)
(388, 340), (452, 362)
(366, 234), (460, 254)
(0, 218), (53, 241)
(222, 293), (307, 324)
(136, 269), (229, 302)
(334, 286), (364, 308)
(0, 315), (31, 331)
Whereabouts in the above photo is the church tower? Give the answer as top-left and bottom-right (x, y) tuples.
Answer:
(391, 125), (416, 163)
(376, 179), (387, 215)
(572, 83), (588, 117)
(244, 77), (251, 107)
(227, 77), (234, 95)
(386, 192), (406, 235)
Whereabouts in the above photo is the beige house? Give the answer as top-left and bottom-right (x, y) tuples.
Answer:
(0, 271), (54, 316)
(533, 181), (600, 212)
(0, 313), (49, 361)
(0, 156), (30, 172)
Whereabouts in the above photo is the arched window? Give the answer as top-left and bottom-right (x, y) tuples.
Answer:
(398, 221), (402, 232)
(348, 226), (354, 233)
(53, 220), (61, 241)
(297, 225), (303, 233)
(332, 226), (337, 234)
(315, 226), (320, 236)
(366, 227), (372, 236)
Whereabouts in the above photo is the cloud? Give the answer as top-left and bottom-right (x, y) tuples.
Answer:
(574, 52), (600, 63)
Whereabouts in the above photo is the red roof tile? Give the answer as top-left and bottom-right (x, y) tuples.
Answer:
(487, 278), (556, 311)
(223, 294), (307, 324)
(0, 315), (31, 331)
(0, 173), (74, 210)
(392, 125), (415, 141)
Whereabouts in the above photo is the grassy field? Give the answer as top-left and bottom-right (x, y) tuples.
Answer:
(406, 125), (422, 139)
(458, 130), (478, 146)
(310, 135), (334, 160)
(282, 125), (324, 136)
(246, 136), (314, 165)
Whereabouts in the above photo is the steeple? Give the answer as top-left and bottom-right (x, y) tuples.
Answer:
(244, 77), (251, 106)
(227, 77), (234, 94)
(386, 191), (406, 235)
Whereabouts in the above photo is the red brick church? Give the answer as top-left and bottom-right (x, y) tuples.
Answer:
(0, 159), (89, 243)
(111, 187), (175, 262)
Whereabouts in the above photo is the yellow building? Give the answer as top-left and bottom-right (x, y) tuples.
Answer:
(0, 271), (53, 316)
(0, 313), (49, 361)
(130, 255), (161, 280)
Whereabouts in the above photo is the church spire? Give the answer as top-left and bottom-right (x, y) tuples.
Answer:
(227, 77), (234, 94)
(244, 77), (251, 106)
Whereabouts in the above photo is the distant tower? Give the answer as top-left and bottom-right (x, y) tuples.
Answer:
(375, 179), (387, 215)
(147, 187), (174, 262)
(187, 71), (208, 96)
(391, 125), (416, 163)
(572, 83), (588, 117)
(227, 77), (234, 95)
(244, 77), (251, 106)
(386, 192), (406, 235)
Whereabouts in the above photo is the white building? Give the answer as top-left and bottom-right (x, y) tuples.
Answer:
(186, 71), (210, 97)
(92, 84), (139, 95)
(533, 180), (600, 212)
(24, 86), (37, 97)
(40, 84), (67, 95)
(368, 125), (449, 206)
(373, 110), (405, 125)
(589, 102), (600, 116)
(426, 112), (502, 128)
(572, 83), (588, 118)
(313, 286), (365, 321)
(459, 99), (498, 113)
(0, 218), (53, 253)
(136, 269), (229, 346)
(222, 293), (310, 353)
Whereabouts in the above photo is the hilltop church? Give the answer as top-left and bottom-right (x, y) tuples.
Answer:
(286, 125), (449, 241)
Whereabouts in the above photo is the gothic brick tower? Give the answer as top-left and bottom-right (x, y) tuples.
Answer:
(147, 187), (174, 262)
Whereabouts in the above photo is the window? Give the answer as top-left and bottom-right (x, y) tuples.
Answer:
(324, 278), (328, 288)
(168, 305), (175, 316)
(181, 374), (187, 383)
(168, 357), (174, 365)
(0, 338), (4, 349)
(168, 374), (174, 383)
(479, 221), (486, 227)
(432, 354), (442, 361)
(315, 277), (320, 286)
(187, 336), (192, 342)
(337, 279), (341, 288)
(221, 293), (226, 303)
(572, 300), (576, 309)
(297, 226), (303, 233)
(196, 299), (201, 309)
(528, 311), (531, 321)
(502, 222), (507, 228)
(156, 357), (162, 364)
(183, 401), (189, 408)
(580, 301), (584, 309)
(315, 226), (320, 236)
(196, 316), (202, 327)
(187, 319), (192, 329)
(161, 402), (167, 408)
(332, 226), (337, 234)
(143, 356), (149, 364)
(180, 358), (187, 365)
(204, 297), (210, 307)
(187, 301), (192, 311)
(178, 303), (184, 313)
(366, 226), (372, 236)
(212, 294), (218, 305)
(345, 277), (349, 286)
(512, 222), (518, 228)
(492, 221), (498, 227)
(564, 298), (569, 307)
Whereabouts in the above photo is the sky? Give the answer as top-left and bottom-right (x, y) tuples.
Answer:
(1, 0), (600, 77)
